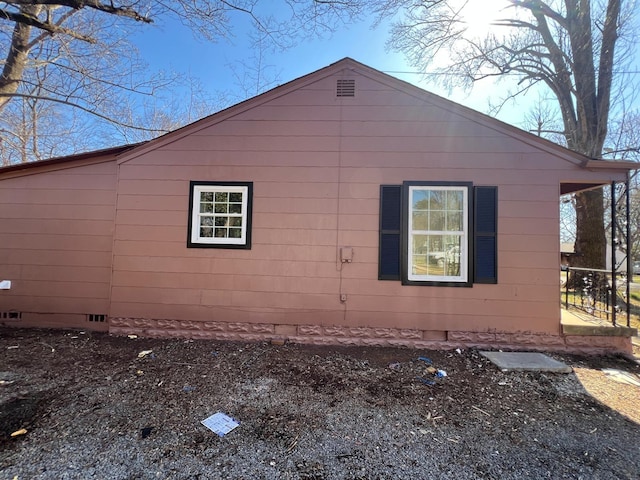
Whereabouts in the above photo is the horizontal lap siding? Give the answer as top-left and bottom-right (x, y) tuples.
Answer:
(0, 161), (116, 324)
(322, 73), (563, 333)
(109, 302), (345, 326)
(113, 86), (344, 322)
(340, 152), (569, 170)
(110, 69), (616, 334)
(118, 179), (338, 198)
(112, 271), (339, 293)
(0, 188), (114, 205)
(0, 234), (113, 252)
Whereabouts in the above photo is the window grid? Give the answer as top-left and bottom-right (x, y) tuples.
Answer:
(408, 186), (468, 282)
(189, 183), (250, 247)
(198, 191), (244, 239)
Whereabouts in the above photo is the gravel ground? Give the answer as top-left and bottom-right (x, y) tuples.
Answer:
(1, 327), (639, 480)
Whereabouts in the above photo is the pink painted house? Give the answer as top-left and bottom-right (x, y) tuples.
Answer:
(0, 58), (636, 352)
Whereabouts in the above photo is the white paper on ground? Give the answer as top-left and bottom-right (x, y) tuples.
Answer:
(201, 412), (240, 437)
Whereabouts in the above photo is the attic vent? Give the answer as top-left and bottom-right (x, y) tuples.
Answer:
(1, 311), (22, 320)
(87, 314), (106, 323)
(336, 79), (355, 97)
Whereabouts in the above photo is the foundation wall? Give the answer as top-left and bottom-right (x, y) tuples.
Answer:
(109, 317), (632, 355)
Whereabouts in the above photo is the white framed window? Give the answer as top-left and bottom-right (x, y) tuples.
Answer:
(188, 181), (253, 249)
(407, 184), (469, 284)
(379, 183), (497, 286)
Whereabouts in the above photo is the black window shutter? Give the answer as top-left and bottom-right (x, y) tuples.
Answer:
(379, 185), (402, 280)
(474, 186), (498, 284)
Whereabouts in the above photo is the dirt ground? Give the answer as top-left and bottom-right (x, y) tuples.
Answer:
(1, 327), (639, 480)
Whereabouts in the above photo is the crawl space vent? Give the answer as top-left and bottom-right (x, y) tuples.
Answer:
(336, 79), (355, 97)
(1, 311), (22, 320)
(87, 313), (106, 323)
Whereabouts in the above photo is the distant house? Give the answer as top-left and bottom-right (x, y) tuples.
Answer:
(560, 243), (575, 270)
(561, 242), (629, 271)
(0, 58), (636, 353)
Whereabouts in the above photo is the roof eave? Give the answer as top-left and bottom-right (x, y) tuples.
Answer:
(0, 143), (141, 177)
(584, 159), (640, 170)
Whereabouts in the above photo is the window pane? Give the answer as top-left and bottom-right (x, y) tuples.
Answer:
(425, 234), (445, 275)
(444, 235), (462, 251)
(446, 190), (463, 210)
(201, 192), (213, 202)
(228, 228), (242, 238)
(200, 227), (213, 237)
(423, 234), (462, 277)
(214, 192), (228, 202)
(229, 217), (243, 227)
(412, 234), (428, 255)
(446, 212), (463, 231)
(412, 212), (428, 230)
(426, 234), (444, 254)
(214, 203), (228, 213)
(200, 217), (214, 226)
(429, 191), (445, 210)
(411, 234), (428, 276)
(229, 203), (242, 214)
(443, 235), (462, 276)
(429, 211), (445, 230)
(200, 202), (213, 213)
(412, 190), (429, 210)
(214, 217), (228, 226)
(214, 228), (227, 238)
(229, 192), (243, 202)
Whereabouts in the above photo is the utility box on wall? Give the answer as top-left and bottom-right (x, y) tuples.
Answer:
(340, 247), (353, 263)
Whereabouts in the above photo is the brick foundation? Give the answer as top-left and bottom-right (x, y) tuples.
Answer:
(108, 317), (633, 355)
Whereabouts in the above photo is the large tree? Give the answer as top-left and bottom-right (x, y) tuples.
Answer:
(0, 1), (366, 163)
(606, 110), (640, 262)
(378, 0), (638, 270)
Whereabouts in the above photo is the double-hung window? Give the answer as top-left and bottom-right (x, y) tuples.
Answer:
(379, 181), (497, 286)
(188, 181), (253, 249)
(408, 184), (469, 283)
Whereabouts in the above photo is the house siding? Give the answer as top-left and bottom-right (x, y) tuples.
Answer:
(108, 66), (626, 343)
(0, 60), (632, 352)
(0, 161), (117, 330)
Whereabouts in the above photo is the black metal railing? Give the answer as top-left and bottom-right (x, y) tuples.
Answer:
(562, 266), (631, 327)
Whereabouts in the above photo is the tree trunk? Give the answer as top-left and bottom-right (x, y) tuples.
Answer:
(573, 189), (606, 269)
(566, 188), (608, 296)
(0, 5), (41, 113)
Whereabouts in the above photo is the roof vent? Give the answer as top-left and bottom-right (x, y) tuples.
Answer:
(336, 79), (355, 97)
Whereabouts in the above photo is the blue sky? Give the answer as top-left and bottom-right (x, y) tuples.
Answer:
(130, 10), (524, 124)
(129, 4), (640, 134)
(132, 14), (416, 95)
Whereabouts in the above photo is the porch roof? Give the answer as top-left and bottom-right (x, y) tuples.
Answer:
(561, 159), (639, 195)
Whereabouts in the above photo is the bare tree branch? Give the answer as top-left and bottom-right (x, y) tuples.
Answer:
(3, 1), (152, 24)
(0, 1), (369, 162)
(378, 0), (634, 270)
(1, 91), (168, 132)
(0, 6), (96, 41)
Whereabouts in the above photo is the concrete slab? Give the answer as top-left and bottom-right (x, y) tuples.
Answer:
(561, 309), (638, 337)
(480, 351), (572, 373)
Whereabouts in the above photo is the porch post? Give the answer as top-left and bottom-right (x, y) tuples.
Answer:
(626, 173), (631, 326)
(610, 181), (616, 326)
(611, 182), (618, 326)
